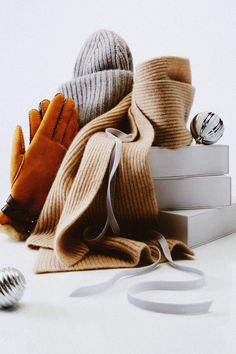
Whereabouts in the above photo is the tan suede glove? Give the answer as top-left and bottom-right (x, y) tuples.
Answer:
(0, 93), (79, 241)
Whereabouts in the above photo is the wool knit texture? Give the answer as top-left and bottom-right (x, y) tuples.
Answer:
(135, 57), (194, 147)
(27, 56), (194, 273)
(58, 29), (133, 127)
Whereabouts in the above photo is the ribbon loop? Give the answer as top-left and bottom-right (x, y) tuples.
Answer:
(83, 128), (134, 242)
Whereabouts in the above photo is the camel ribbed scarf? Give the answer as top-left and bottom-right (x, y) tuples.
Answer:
(27, 56), (195, 273)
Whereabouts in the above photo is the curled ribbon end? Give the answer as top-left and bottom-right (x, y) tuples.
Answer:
(69, 289), (89, 297)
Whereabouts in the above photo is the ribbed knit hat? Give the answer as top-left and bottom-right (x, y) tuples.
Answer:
(58, 29), (134, 127)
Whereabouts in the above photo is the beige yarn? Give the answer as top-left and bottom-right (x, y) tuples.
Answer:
(27, 56), (194, 273)
(135, 57), (194, 148)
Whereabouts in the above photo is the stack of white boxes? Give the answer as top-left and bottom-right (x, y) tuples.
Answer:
(148, 145), (236, 248)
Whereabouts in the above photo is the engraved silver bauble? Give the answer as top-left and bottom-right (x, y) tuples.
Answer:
(190, 112), (224, 145)
(0, 267), (26, 308)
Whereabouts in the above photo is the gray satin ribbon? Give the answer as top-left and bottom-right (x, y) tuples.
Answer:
(74, 129), (213, 315)
(83, 128), (134, 241)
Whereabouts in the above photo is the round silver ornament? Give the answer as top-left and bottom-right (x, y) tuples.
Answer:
(0, 267), (26, 308)
(190, 112), (224, 145)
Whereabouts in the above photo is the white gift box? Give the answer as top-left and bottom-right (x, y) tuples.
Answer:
(153, 175), (231, 210)
(157, 200), (236, 248)
(149, 144), (229, 178)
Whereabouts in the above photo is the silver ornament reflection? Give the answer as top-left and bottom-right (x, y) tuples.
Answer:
(190, 112), (224, 145)
(0, 267), (26, 308)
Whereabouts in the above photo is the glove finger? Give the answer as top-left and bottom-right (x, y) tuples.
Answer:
(62, 108), (79, 148)
(29, 109), (41, 142)
(10, 125), (25, 185)
(29, 100), (50, 142)
(39, 93), (65, 137)
(39, 99), (50, 118)
(53, 97), (75, 143)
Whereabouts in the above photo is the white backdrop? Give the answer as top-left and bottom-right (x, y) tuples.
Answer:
(0, 0), (236, 204)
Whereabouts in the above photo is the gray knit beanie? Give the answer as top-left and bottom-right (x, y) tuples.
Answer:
(58, 29), (134, 127)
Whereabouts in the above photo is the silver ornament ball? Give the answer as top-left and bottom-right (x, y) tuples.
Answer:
(0, 267), (26, 308)
(190, 111), (224, 145)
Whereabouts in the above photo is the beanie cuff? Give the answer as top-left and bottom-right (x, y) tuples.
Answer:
(59, 70), (133, 127)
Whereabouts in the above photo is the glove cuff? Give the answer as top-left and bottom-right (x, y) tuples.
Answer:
(1, 195), (38, 238)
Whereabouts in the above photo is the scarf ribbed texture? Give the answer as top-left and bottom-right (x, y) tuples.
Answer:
(135, 57), (194, 147)
(27, 56), (194, 273)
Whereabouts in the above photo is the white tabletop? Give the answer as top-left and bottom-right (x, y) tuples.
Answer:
(0, 232), (235, 354)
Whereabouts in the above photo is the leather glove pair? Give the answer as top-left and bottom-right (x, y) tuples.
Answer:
(0, 93), (79, 241)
